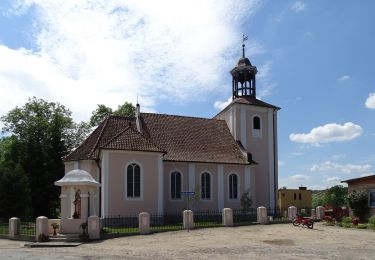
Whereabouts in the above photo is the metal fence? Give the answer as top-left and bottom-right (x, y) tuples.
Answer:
(194, 210), (222, 228)
(150, 213), (184, 232)
(0, 219), (8, 235)
(233, 209), (257, 226)
(19, 217), (36, 236)
(101, 215), (139, 236)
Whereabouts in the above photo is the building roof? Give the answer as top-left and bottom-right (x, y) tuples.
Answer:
(341, 175), (375, 184)
(55, 169), (100, 187)
(65, 113), (252, 165)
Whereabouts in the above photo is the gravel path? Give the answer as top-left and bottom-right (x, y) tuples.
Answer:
(0, 223), (374, 259)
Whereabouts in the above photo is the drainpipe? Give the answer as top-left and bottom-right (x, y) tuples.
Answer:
(95, 158), (102, 218)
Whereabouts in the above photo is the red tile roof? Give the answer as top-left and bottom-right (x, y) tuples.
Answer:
(64, 113), (251, 165)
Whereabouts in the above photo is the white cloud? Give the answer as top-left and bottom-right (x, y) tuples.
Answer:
(311, 161), (372, 174)
(324, 176), (341, 183)
(213, 96), (232, 110)
(360, 173), (372, 177)
(365, 93), (375, 109)
(291, 1), (306, 12)
(289, 122), (362, 144)
(337, 75), (350, 81)
(290, 174), (310, 182)
(0, 0), (260, 122)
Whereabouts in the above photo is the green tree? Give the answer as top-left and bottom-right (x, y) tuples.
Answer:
(0, 164), (31, 218)
(345, 190), (369, 221)
(312, 185), (348, 208)
(89, 104), (113, 127)
(1, 97), (79, 217)
(89, 102), (135, 127)
(240, 189), (253, 211)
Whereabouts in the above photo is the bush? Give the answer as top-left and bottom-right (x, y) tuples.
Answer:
(368, 215), (375, 226)
(345, 190), (369, 221)
(342, 217), (352, 224)
(356, 223), (368, 229)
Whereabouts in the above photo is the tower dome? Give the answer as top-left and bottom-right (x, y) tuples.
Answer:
(230, 38), (258, 99)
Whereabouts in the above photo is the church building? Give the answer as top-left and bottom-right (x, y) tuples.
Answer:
(62, 43), (280, 217)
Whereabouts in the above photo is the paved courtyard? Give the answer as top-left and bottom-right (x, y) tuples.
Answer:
(0, 222), (374, 259)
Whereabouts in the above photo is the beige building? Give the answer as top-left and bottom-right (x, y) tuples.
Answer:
(278, 187), (312, 210)
(61, 45), (280, 217)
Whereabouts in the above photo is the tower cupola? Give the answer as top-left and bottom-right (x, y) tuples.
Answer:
(230, 35), (258, 99)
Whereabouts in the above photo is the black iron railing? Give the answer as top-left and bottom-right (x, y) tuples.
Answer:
(150, 213), (184, 232)
(194, 210), (222, 228)
(101, 215), (139, 236)
(233, 208), (257, 226)
(19, 217), (36, 236)
(0, 219), (8, 235)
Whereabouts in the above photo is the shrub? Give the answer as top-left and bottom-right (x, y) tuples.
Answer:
(342, 217), (352, 224)
(345, 190), (369, 221)
(368, 215), (375, 226)
(356, 223), (368, 229)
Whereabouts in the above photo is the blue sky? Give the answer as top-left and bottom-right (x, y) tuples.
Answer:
(0, 0), (374, 190)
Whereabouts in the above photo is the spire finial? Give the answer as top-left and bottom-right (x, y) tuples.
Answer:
(242, 34), (248, 58)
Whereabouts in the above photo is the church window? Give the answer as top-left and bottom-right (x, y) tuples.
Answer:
(253, 116), (261, 130)
(229, 173), (238, 199)
(201, 172), (211, 200)
(127, 163), (141, 198)
(171, 171), (182, 199)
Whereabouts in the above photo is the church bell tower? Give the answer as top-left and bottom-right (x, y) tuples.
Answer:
(214, 35), (280, 210)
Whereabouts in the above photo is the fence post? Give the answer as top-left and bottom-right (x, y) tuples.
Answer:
(316, 206), (325, 220)
(222, 208), (233, 227)
(88, 215), (101, 240)
(257, 206), (268, 224)
(139, 212), (150, 235)
(183, 210), (194, 229)
(9, 217), (20, 239)
(36, 216), (49, 242)
(288, 206), (297, 220)
(311, 209), (316, 219)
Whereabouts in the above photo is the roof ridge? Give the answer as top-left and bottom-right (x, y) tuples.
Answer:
(140, 112), (223, 121)
(89, 116), (111, 159)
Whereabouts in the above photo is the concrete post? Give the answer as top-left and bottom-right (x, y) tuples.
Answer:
(139, 212), (150, 235)
(183, 210), (194, 229)
(311, 209), (316, 219)
(88, 216), (100, 240)
(9, 217), (20, 239)
(36, 216), (49, 242)
(222, 208), (233, 227)
(257, 206), (268, 224)
(316, 206), (325, 220)
(288, 206), (297, 220)
(81, 193), (89, 220)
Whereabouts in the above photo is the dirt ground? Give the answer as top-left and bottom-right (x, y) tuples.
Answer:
(0, 222), (374, 259)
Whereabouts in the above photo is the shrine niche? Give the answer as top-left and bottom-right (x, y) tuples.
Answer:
(55, 169), (100, 234)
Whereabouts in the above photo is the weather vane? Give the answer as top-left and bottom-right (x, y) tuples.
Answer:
(242, 34), (248, 58)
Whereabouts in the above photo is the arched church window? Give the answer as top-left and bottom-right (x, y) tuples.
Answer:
(201, 172), (211, 200)
(229, 174), (238, 199)
(171, 171), (182, 199)
(253, 116), (261, 130)
(127, 163), (141, 198)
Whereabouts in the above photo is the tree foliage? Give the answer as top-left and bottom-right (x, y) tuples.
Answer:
(312, 185), (348, 208)
(1, 97), (79, 217)
(345, 190), (369, 221)
(240, 189), (253, 211)
(89, 102), (135, 127)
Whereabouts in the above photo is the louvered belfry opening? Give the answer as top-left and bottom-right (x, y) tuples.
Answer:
(230, 43), (258, 99)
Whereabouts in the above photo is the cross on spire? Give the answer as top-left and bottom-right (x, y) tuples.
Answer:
(242, 34), (248, 58)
